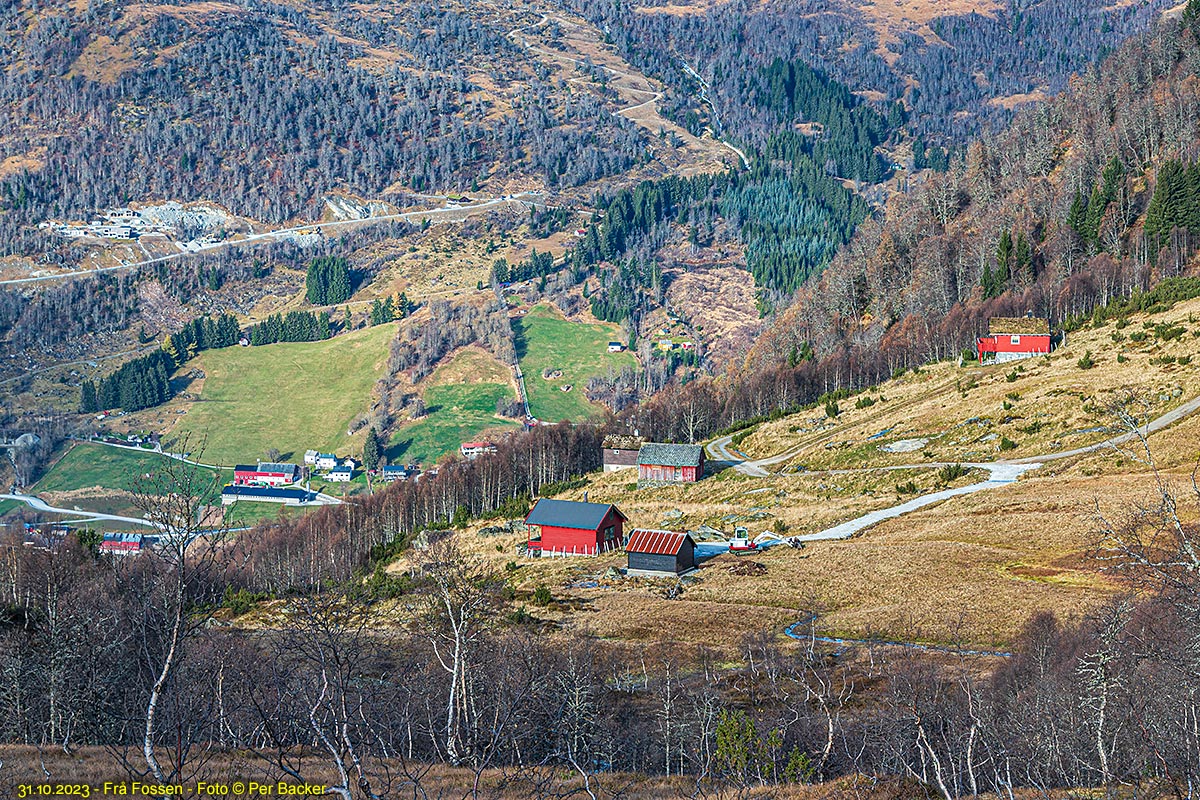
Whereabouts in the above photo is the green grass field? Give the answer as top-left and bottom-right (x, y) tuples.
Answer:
(34, 443), (225, 498)
(390, 382), (520, 466)
(223, 501), (311, 527)
(172, 324), (395, 465)
(0, 499), (19, 518)
(514, 305), (635, 422)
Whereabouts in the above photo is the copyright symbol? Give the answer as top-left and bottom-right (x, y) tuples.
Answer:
(232, 782), (245, 795)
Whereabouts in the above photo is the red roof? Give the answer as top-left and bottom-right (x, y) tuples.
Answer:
(462, 441), (493, 449)
(626, 529), (690, 556)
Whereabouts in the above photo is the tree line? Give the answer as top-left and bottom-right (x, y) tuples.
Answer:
(79, 313), (240, 413)
(248, 310), (332, 346)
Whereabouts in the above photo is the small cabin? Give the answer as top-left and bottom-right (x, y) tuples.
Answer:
(637, 443), (705, 484)
(602, 434), (644, 472)
(626, 529), (696, 577)
(977, 317), (1053, 364)
(525, 499), (626, 557)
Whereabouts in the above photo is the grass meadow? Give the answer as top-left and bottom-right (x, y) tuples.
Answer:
(514, 304), (635, 422)
(172, 323), (395, 465)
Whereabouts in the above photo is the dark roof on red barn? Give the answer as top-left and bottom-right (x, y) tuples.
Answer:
(525, 499), (625, 530)
(626, 529), (692, 556)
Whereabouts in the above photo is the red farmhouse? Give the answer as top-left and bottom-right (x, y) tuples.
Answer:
(233, 462), (300, 486)
(525, 498), (626, 557)
(637, 443), (705, 484)
(977, 317), (1053, 364)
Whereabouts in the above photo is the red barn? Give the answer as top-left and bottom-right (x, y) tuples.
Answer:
(233, 462), (300, 486)
(977, 317), (1053, 364)
(637, 443), (705, 484)
(525, 499), (626, 557)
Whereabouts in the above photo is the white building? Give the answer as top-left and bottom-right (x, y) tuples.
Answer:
(327, 466), (353, 482)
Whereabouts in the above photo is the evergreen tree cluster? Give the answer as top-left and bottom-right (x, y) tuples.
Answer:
(305, 256), (353, 306)
(362, 426), (384, 470)
(81, 350), (174, 413)
(163, 313), (241, 362)
(720, 159), (869, 293)
(492, 250), (558, 285)
(913, 136), (951, 172)
(572, 175), (718, 267)
(1068, 155), (1125, 249)
(80, 312), (242, 413)
(1143, 159), (1200, 260)
(369, 294), (410, 326)
(248, 310), (332, 345)
(589, 259), (664, 324)
(567, 159), (867, 296)
(758, 58), (892, 183)
(981, 228), (1032, 298)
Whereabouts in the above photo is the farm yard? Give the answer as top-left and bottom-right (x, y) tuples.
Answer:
(514, 304), (636, 422)
(170, 323), (395, 465)
(29, 442), (227, 517)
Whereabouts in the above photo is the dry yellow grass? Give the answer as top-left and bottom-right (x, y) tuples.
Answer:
(742, 297), (1200, 470)
(464, 299), (1200, 650)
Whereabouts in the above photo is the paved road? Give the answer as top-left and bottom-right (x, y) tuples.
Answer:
(789, 463), (1040, 543)
(1, 193), (545, 287)
(0, 493), (160, 528)
(81, 439), (344, 505)
(1009, 394), (1200, 464)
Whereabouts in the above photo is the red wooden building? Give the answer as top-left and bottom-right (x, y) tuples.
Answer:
(233, 462), (300, 486)
(637, 443), (705, 484)
(977, 317), (1053, 364)
(525, 498), (626, 557)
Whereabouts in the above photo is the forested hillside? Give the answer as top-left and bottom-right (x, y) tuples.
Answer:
(605, 8), (1200, 445)
(559, 0), (1176, 146)
(0, 0), (647, 255)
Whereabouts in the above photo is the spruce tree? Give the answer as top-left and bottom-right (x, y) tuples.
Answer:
(80, 381), (98, 413)
(363, 427), (382, 471)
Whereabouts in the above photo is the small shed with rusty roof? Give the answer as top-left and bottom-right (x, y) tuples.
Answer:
(626, 529), (696, 576)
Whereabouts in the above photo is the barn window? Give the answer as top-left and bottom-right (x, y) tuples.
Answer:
(1010, 335), (1020, 345)
(603, 525), (614, 541)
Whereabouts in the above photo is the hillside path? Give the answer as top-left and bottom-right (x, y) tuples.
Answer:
(0, 193), (545, 287)
(704, 392), (1200, 546)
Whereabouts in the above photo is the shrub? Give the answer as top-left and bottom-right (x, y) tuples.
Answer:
(999, 436), (1018, 451)
(1110, 332), (1125, 343)
(731, 427), (757, 447)
(1006, 370), (1019, 383)
(855, 396), (876, 409)
(937, 463), (967, 484)
(1117, 354), (1128, 363)
(825, 400), (840, 418)
(1077, 351), (1095, 370)
(532, 586), (552, 606)
(895, 480), (918, 495)
(1130, 331), (1147, 342)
